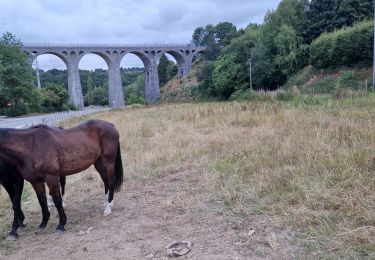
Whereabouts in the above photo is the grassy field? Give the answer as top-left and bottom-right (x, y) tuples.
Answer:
(1, 97), (375, 258)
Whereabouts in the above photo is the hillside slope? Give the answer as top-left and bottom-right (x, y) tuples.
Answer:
(283, 65), (373, 95)
(160, 64), (198, 102)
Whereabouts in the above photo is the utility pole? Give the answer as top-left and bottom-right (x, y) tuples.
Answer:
(35, 57), (41, 88)
(373, 0), (375, 88)
(248, 55), (253, 90)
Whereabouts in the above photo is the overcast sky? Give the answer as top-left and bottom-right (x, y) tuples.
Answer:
(0, 0), (280, 70)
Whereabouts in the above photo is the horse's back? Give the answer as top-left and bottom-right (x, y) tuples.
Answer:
(84, 119), (117, 132)
(80, 119), (119, 141)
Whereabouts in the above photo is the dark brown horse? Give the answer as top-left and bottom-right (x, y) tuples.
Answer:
(0, 159), (67, 240)
(0, 119), (123, 233)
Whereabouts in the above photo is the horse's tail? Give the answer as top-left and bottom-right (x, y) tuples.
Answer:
(113, 142), (124, 192)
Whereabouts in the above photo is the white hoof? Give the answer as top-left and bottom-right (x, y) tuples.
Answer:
(104, 203), (112, 216)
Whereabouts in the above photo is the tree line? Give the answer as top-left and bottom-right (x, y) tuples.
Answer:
(192, 0), (374, 100)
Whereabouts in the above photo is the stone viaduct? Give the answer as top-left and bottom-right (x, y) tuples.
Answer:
(22, 44), (205, 109)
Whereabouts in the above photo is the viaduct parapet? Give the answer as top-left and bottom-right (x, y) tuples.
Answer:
(22, 43), (205, 108)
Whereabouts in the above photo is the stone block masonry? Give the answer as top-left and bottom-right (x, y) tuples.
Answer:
(23, 44), (205, 108)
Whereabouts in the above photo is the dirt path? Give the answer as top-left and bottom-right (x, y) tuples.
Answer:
(0, 170), (303, 259)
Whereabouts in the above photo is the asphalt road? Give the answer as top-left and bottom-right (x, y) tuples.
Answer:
(0, 107), (110, 129)
(0, 115), (51, 129)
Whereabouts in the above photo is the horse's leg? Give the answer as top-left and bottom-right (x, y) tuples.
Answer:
(15, 176), (26, 227)
(59, 176), (66, 208)
(30, 180), (50, 229)
(45, 177), (67, 232)
(103, 162), (115, 216)
(7, 175), (25, 239)
(2, 180), (19, 240)
(94, 159), (109, 207)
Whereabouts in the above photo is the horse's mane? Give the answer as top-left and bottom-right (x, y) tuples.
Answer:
(0, 125), (63, 139)
(30, 125), (64, 130)
(30, 124), (51, 130)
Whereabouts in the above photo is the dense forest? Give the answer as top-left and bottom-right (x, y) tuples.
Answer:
(192, 0), (374, 99)
(0, 0), (373, 116)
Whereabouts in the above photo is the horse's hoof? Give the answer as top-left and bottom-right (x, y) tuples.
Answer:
(55, 229), (65, 235)
(6, 234), (18, 241)
(56, 224), (65, 232)
(35, 227), (46, 234)
(104, 209), (112, 216)
(104, 203), (112, 216)
(19, 223), (26, 228)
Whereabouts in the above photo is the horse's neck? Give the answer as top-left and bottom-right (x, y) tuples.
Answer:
(0, 131), (29, 165)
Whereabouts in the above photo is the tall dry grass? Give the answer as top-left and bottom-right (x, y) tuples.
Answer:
(1, 100), (374, 258)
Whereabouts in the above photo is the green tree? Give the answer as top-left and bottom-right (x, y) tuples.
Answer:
(192, 27), (205, 46)
(166, 62), (178, 80)
(85, 74), (94, 105)
(192, 23), (237, 61)
(39, 68), (68, 89)
(214, 22), (238, 46)
(210, 26), (258, 97)
(0, 32), (40, 115)
(40, 83), (69, 112)
(275, 24), (302, 75)
(194, 61), (215, 98)
(91, 87), (108, 105)
(125, 74), (145, 104)
(158, 54), (169, 86)
(212, 53), (243, 99)
(304, 0), (373, 43)
(158, 54), (178, 86)
(84, 84), (108, 106)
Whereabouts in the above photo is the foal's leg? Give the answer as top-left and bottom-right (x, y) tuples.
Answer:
(30, 181), (50, 229)
(45, 177), (67, 232)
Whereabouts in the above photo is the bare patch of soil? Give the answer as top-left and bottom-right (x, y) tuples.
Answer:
(0, 170), (303, 259)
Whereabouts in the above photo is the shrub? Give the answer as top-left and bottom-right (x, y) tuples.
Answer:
(334, 70), (360, 97)
(4, 103), (29, 117)
(276, 89), (294, 101)
(310, 20), (373, 69)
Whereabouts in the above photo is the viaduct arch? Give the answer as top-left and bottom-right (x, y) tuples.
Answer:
(23, 44), (205, 109)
